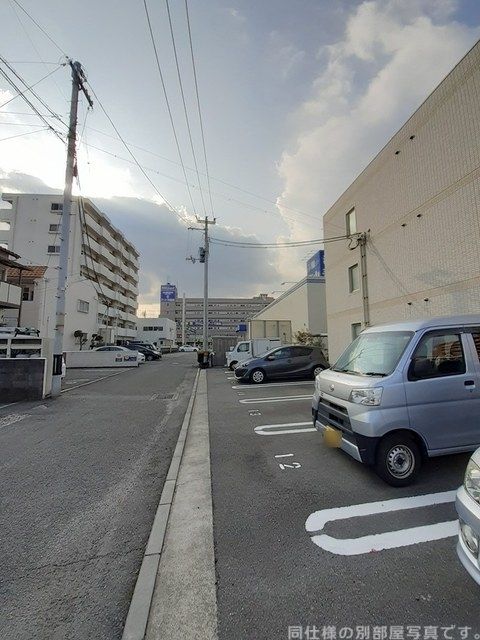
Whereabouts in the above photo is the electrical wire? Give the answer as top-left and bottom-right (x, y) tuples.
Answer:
(143, 0), (198, 217)
(165, 0), (207, 217)
(0, 62), (64, 109)
(0, 64), (65, 143)
(185, 0), (214, 218)
(0, 127), (49, 142)
(209, 232), (351, 248)
(8, 0), (69, 103)
(11, 0), (67, 57)
(84, 79), (184, 221)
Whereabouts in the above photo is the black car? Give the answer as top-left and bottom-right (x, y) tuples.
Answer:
(234, 345), (329, 384)
(125, 343), (162, 361)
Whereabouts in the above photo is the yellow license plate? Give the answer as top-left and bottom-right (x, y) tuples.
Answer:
(323, 425), (342, 448)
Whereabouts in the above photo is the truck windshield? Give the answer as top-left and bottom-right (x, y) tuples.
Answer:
(331, 331), (413, 376)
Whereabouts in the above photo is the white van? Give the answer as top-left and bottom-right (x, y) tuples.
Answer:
(226, 338), (281, 370)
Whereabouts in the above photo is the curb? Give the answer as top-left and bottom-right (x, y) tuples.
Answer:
(121, 369), (200, 640)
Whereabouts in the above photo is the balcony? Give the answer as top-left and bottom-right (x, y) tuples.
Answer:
(0, 281), (21, 308)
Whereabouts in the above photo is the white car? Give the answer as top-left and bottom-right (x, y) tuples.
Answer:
(178, 345), (198, 352)
(456, 448), (480, 584)
(93, 345), (146, 363)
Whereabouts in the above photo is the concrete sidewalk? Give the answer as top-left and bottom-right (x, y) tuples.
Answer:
(123, 369), (218, 640)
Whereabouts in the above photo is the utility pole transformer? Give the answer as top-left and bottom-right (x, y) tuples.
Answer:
(51, 61), (93, 397)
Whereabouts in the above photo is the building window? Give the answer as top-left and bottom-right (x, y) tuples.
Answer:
(47, 245), (60, 254)
(348, 264), (359, 292)
(346, 208), (356, 236)
(0, 221), (11, 231)
(351, 323), (362, 340)
(22, 287), (34, 302)
(77, 299), (89, 313)
(51, 203), (63, 212)
(49, 224), (60, 233)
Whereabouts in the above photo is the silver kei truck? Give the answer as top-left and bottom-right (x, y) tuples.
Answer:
(312, 315), (480, 486)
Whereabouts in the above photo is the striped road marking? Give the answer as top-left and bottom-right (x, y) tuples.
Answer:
(305, 490), (458, 556)
(254, 421), (315, 436)
(240, 395), (311, 404)
(231, 381), (314, 390)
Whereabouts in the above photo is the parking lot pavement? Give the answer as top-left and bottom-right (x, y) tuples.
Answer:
(208, 368), (478, 640)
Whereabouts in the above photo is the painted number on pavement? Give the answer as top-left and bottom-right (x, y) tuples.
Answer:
(275, 453), (301, 470)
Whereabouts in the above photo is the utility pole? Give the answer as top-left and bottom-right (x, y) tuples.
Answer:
(199, 216), (216, 351)
(182, 292), (186, 345)
(51, 61), (93, 397)
(358, 232), (370, 327)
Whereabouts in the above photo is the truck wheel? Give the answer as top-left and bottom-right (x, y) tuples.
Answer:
(375, 433), (421, 486)
(229, 361), (238, 371)
(250, 369), (265, 384)
(312, 365), (325, 379)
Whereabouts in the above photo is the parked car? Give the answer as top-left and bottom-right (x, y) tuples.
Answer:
(226, 338), (282, 370)
(125, 343), (161, 361)
(312, 314), (480, 486)
(234, 345), (328, 384)
(456, 448), (480, 585)
(93, 345), (145, 363)
(179, 345), (198, 352)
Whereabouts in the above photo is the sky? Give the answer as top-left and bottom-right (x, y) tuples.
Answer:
(0, 0), (479, 315)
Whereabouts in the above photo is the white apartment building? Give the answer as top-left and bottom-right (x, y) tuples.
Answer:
(136, 317), (176, 348)
(0, 194), (139, 350)
(323, 41), (480, 361)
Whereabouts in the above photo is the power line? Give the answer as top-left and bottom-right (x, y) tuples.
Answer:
(165, 0), (207, 217)
(143, 0), (198, 217)
(0, 56), (68, 128)
(185, 0), (214, 218)
(0, 62), (63, 109)
(0, 127), (48, 142)
(77, 138), (321, 229)
(0, 63), (65, 143)
(209, 233), (351, 248)
(84, 78), (183, 220)
(79, 124), (324, 225)
(11, 0), (67, 56)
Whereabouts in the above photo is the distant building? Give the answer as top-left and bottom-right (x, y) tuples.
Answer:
(160, 290), (273, 343)
(252, 276), (327, 338)
(323, 41), (480, 360)
(136, 317), (176, 348)
(0, 194), (139, 350)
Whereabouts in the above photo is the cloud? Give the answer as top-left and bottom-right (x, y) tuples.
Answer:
(268, 31), (306, 80)
(277, 0), (480, 242)
(0, 170), (282, 308)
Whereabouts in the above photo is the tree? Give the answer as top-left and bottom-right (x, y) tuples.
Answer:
(73, 329), (88, 350)
(294, 329), (328, 356)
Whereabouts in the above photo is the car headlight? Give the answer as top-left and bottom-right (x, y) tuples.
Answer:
(315, 376), (321, 394)
(464, 458), (480, 504)
(349, 387), (383, 406)
(460, 518), (479, 556)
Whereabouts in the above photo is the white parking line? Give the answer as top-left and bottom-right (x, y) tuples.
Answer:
(240, 395), (311, 404)
(231, 381), (314, 390)
(305, 490), (458, 556)
(0, 413), (28, 428)
(254, 421), (315, 435)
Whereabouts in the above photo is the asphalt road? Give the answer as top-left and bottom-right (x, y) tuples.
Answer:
(0, 353), (197, 640)
(209, 368), (479, 640)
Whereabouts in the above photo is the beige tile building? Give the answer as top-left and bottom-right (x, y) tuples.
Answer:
(324, 40), (480, 361)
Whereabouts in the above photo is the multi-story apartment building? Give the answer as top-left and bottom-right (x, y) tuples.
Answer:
(0, 194), (139, 350)
(323, 41), (480, 361)
(160, 286), (273, 343)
